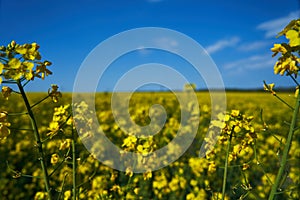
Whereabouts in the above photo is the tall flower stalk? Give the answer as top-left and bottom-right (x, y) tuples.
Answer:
(266, 19), (300, 200)
(0, 41), (57, 200)
(17, 80), (53, 199)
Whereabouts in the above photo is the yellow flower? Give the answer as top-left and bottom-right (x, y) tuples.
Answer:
(186, 193), (195, 200)
(59, 139), (72, 150)
(271, 44), (287, 56)
(153, 173), (168, 190)
(34, 191), (48, 200)
(274, 56), (299, 76)
(0, 62), (4, 72)
(211, 192), (229, 200)
(234, 126), (241, 133)
(8, 58), (21, 69)
(143, 170), (152, 180)
(2, 86), (12, 100)
(47, 121), (60, 136)
(190, 179), (198, 186)
(286, 29), (300, 47)
(0, 124), (10, 140)
(125, 167), (133, 177)
(242, 163), (250, 170)
(133, 188), (139, 195)
(231, 110), (240, 117)
(36, 61), (52, 80)
(169, 176), (180, 191)
(0, 63), (3, 84)
(0, 111), (11, 140)
(48, 84), (62, 103)
(1, 41), (54, 81)
(110, 184), (121, 192)
(122, 135), (137, 150)
(207, 161), (216, 174)
(264, 82), (276, 96)
(50, 153), (59, 165)
(295, 86), (299, 98)
(264, 82), (274, 91)
(64, 190), (71, 200)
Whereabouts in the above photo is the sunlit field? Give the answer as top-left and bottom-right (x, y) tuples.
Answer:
(1, 21), (300, 199)
(1, 91), (299, 199)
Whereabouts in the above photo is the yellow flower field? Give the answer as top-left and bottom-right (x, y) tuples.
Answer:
(0, 91), (299, 199)
(0, 19), (299, 200)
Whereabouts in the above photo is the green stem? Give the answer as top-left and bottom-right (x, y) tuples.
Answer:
(253, 142), (273, 186)
(268, 90), (300, 200)
(57, 173), (68, 200)
(49, 153), (71, 177)
(222, 126), (234, 200)
(72, 127), (77, 200)
(22, 79), (31, 88)
(17, 80), (52, 200)
(0, 57), (8, 62)
(31, 95), (50, 109)
(263, 80), (294, 110)
(9, 127), (34, 131)
(7, 112), (29, 116)
(1, 80), (17, 84)
(273, 94), (294, 110)
(288, 73), (300, 87)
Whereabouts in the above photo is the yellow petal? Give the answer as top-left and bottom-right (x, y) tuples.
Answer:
(8, 58), (21, 69)
(286, 29), (300, 47)
(0, 124), (10, 140)
(0, 62), (3, 73)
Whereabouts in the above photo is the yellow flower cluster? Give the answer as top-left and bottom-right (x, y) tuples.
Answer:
(205, 110), (257, 168)
(48, 84), (62, 103)
(34, 191), (48, 200)
(122, 134), (157, 156)
(2, 89), (299, 199)
(1, 86), (12, 100)
(263, 82), (276, 95)
(271, 19), (300, 77)
(213, 110), (256, 145)
(72, 101), (95, 139)
(273, 54), (299, 76)
(47, 105), (71, 138)
(0, 41), (52, 84)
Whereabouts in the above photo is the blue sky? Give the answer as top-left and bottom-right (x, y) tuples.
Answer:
(1, 0), (299, 91)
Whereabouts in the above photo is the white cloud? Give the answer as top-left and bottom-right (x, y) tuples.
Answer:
(153, 37), (179, 52)
(224, 54), (274, 71)
(136, 46), (152, 56)
(238, 41), (270, 51)
(257, 10), (300, 38)
(205, 37), (240, 54)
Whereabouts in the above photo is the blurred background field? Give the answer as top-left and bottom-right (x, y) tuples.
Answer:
(0, 91), (299, 199)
